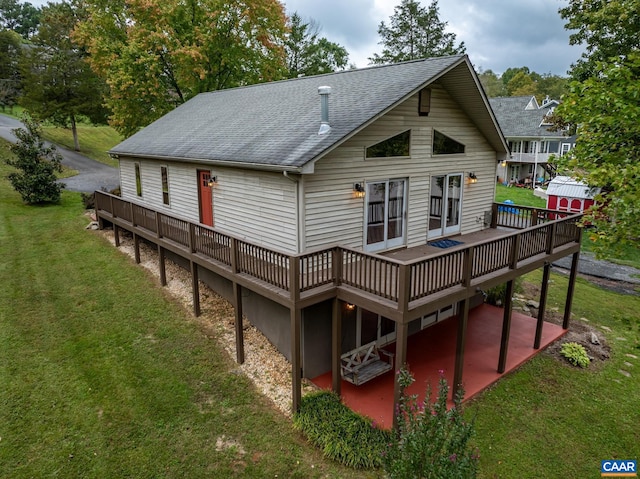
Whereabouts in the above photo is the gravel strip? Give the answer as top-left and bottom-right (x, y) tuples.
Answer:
(98, 228), (319, 417)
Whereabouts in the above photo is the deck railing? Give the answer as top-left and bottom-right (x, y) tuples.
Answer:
(96, 192), (581, 311)
(341, 248), (400, 301)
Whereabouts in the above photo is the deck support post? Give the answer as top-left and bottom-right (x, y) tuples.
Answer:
(158, 245), (167, 286)
(563, 251), (580, 329)
(133, 233), (141, 264)
(392, 321), (409, 430)
(190, 261), (201, 317)
(331, 298), (341, 395)
(290, 306), (302, 414)
(534, 263), (551, 349)
(289, 256), (302, 414)
(453, 297), (470, 400)
(233, 283), (245, 364)
(114, 224), (120, 247)
(498, 280), (515, 373)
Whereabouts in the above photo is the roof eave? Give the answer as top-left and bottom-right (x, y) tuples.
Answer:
(108, 151), (306, 174)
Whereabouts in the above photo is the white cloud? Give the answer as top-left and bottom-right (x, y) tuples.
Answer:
(284, 0), (584, 74)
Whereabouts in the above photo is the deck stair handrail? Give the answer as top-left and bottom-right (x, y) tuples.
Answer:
(95, 192), (582, 311)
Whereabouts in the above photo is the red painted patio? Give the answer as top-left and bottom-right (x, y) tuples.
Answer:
(311, 304), (566, 429)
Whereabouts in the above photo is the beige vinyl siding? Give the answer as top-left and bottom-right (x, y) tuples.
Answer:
(119, 158), (200, 223)
(305, 84), (498, 251)
(120, 159), (298, 252)
(214, 168), (298, 253)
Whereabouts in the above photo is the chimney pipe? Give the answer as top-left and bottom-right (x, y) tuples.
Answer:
(318, 85), (331, 135)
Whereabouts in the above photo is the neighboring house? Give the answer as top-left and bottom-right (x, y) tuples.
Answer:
(489, 95), (575, 187)
(98, 55), (582, 426)
(546, 175), (600, 215)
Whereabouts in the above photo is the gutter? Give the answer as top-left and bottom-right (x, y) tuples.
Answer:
(108, 151), (306, 174)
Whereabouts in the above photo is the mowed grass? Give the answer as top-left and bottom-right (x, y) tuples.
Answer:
(2, 135), (639, 478)
(41, 125), (121, 168)
(495, 183), (547, 208)
(468, 269), (640, 478)
(0, 141), (368, 479)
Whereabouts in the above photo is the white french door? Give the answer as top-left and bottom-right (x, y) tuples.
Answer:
(428, 173), (463, 239)
(365, 179), (407, 252)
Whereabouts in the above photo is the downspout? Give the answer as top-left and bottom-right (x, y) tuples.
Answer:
(283, 171), (303, 254)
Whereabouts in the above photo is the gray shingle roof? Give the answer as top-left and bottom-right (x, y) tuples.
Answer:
(111, 55), (506, 170)
(488, 96), (564, 138)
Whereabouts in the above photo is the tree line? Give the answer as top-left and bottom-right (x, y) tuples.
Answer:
(1, 0), (568, 142)
(2, 0), (637, 251)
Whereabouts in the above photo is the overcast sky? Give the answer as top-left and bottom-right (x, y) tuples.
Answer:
(283, 0), (583, 76)
(27, 0), (582, 76)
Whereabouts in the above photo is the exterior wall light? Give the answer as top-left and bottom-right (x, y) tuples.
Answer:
(208, 176), (218, 187)
(353, 183), (365, 198)
(468, 172), (478, 184)
(345, 303), (356, 311)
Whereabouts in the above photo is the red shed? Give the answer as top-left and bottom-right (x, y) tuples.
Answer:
(546, 176), (600, 214)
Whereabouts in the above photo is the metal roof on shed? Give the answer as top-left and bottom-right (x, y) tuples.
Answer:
(546, 176), (600, 199)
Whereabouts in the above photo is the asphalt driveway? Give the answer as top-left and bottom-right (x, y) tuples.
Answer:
(0, 113), (119, 193)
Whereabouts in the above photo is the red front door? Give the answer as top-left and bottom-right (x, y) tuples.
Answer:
(198, 170), (213, 226)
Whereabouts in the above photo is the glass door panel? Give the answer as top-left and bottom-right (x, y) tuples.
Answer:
(428, 175), (444, 239)
(428, 173), (462, 239)
(366, 182), (386, 247)
(444, 174), (462, 235)
(387, 180), (405, 246)
(365, 179), (407, 251)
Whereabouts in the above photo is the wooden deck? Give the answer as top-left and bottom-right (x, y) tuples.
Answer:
(94, 191), (583, 423)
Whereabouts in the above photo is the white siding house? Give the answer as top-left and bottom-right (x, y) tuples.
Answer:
(112, 55), (508, 257)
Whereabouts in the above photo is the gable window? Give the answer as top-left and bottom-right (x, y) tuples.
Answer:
(433, 130), (465, 155)
(135, 163), (142, 197)
(366, 130), (411, 158)
(161, 166), (170, 205)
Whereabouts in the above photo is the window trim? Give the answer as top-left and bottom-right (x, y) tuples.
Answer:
(432, 129), (465, 155)
(161, 165), (170, 205)
(135, 162), (142, 197)
(365, 130), (411, 159)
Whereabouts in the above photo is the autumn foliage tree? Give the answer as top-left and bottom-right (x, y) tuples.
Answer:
(73, 0), (288, 137)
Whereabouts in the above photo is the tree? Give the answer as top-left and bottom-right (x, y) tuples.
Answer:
(0, 29), (21, 111)
(285, 12), (348, 78)
(477, 68), (506, 97)
(74, 0), (288, 137)
(506, 71), (537, 96)
(369, 0), (465, 64)
(0, 0), (41, 39)
(560, 0), (640, 81)
(20, 1), (109, 151)
(4, 114), (64, 204)
(552, 53), (640, 254)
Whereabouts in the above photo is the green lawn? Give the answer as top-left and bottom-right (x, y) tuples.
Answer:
(468, 269), (640, 478)
(41, 125), (121, 168)
(495, 183), (547, 208)
(2, 137), (639, 478)
(0, 140), (367, 479)
(0, 110), (121, 167)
